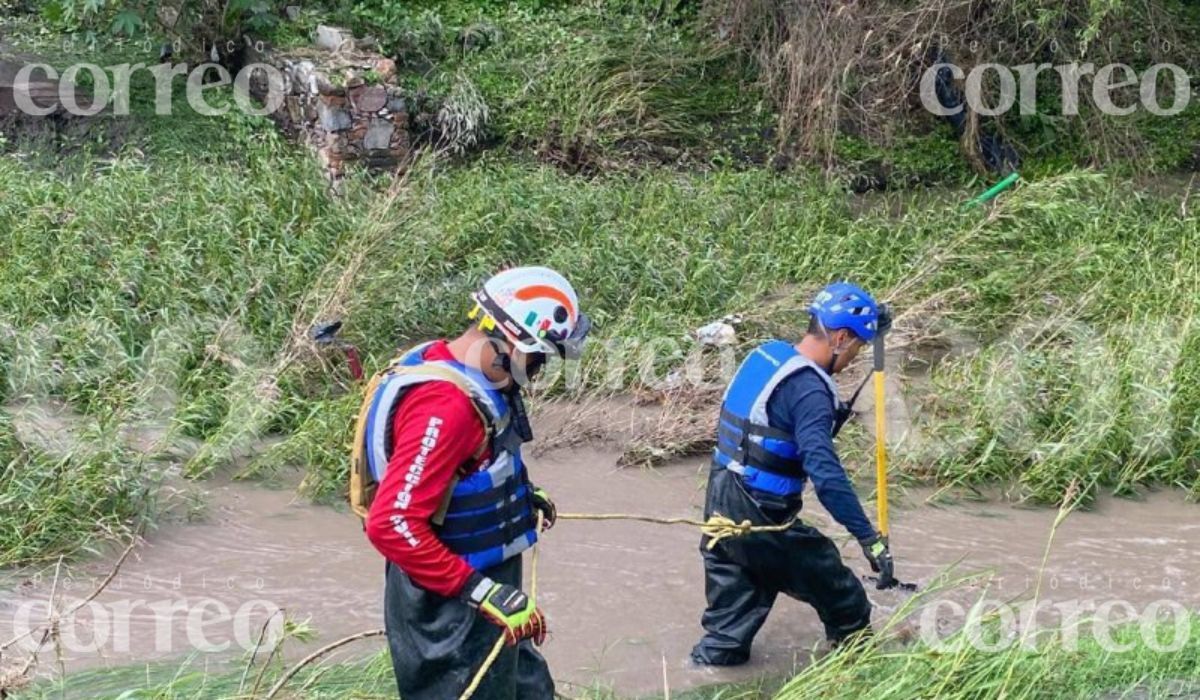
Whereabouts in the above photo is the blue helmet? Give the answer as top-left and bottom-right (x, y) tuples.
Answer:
(808, 281), (883, 342)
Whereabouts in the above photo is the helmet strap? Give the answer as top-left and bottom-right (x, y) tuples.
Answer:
(483, 333), (535, 442)
(814, 317), (839, 374)
(506, 382), (534, 442)
(523, 351), (547, 380)
(828, 334), (855, 374)
(473, 303), (516, 378)
(485, 334), (514, 376)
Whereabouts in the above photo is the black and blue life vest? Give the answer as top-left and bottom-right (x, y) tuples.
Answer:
(713, 340), (843, 497)
(354, 342), (537, 571)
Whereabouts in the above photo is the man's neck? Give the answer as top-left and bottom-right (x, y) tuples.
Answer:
(795, 335), (832, 373)
(447, 330), (512, 387)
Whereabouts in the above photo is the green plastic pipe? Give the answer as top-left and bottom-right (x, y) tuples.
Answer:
(965, 171), (1020, 207)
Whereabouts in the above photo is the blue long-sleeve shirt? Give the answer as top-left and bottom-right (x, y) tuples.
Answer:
(764, 368), (876, 541)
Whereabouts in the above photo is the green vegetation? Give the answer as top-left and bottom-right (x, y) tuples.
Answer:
(2, 0), (1199, 698)
(774, 615), (1200, 700)
(10, 0), (1200, 176)
(34, 0), (283, 51)
(361, 2), (766, 165)
(21, 649), (777, 699)
(3, 143), (1197, 524)
(719, 0), (1200, 172)
(0, 412), (151, 566)
(19, 600), (1200, 699)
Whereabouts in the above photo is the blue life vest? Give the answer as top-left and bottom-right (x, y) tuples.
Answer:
(713, 340), (842, 497)
(358, 342), (537, 572)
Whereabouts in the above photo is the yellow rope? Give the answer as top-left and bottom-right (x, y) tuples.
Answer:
(558, 512), (797, 550)
(457, 510), (793, 699)
(458, 512), (544, 700)
(459, 635), (506, 700)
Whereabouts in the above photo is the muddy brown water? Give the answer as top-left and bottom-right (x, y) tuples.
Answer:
(3, 443), (1199, 696)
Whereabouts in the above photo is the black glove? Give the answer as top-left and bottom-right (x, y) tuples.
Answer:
(531, 487), (556, 531)
(859, 533), (895, 586)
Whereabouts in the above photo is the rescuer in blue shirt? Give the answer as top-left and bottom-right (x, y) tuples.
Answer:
(691, 282), (895, 666)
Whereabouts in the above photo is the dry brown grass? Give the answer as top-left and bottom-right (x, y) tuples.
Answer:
(0, 664), (31, 697)
(528, 394), (615, 455)
(706, 0), (1184, 168)
(617, 384), (724, 468)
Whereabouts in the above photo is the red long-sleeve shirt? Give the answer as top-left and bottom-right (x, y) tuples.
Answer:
(364, 340), (490, 598)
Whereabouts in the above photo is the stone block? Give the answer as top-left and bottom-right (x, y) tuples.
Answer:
(317, 100), (351, 132)
(315, 25), (354, 52)
(352, 85), (387, 113)
(364, 119), (394, 151)
(373, 58), (397, 82)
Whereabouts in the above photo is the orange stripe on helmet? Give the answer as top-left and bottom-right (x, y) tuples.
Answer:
(515, 285), (575, 320)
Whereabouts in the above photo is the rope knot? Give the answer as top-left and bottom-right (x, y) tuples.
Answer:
(700, 513), (793, 550)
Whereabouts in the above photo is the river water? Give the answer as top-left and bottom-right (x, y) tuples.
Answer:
(1, 400), (1198, 697)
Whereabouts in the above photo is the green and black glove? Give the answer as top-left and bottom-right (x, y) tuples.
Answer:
(463, 572), (547, 646)
(859, 532), (895, 587)
(531, 487), (556, 531)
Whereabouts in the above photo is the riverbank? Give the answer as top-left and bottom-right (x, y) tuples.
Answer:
(4, 426), (1198, 697)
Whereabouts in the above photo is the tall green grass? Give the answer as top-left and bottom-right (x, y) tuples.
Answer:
(1, 9), (1198, 698)
(18, 613), (1200, 699)
(775, 614), (1200, 700)
(0, 412), (150, 566)
(345, 1), (765, 160)
(281, 165), (1199, 504)
(19, 649), (773, 699)
(2, 7), (1199, 562)
(3, 149), (1199, 521)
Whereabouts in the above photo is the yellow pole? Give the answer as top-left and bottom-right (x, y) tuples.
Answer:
(872, 327), (889, 537)
(873, 370), (889, 537)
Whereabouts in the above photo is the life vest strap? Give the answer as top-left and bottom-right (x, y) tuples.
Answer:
(437, 497), (533, 538)
(716, 441), (805, 478)
(716, 408), (805, 477)
(719, 406), (794, 443)
(445, 474), (529, 516)
(351, 343), (539, 570)
(438, 511), (537, 550)
(387, 362), (504, 438)
(723, 462), (807, 497)
(351, 352), (497, 521)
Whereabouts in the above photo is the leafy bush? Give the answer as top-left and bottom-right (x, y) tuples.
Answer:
(0, 413), (152, 566)
(35, 0), (281, 50)
(348, 1), (765, 164)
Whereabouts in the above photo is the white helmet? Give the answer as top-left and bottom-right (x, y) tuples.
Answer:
(470, 266), (592, 359)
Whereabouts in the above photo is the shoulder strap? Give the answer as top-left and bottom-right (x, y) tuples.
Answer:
(350, 370), (386, 519)
(386, 363), (501, 438)
(349, 356), (497, 520)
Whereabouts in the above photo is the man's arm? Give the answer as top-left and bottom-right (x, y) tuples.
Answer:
(779, 373), (876, 541)
(364, 382), (485, 598)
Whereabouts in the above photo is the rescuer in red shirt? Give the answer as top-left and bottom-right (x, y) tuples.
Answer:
(351, 266), (591, 700)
